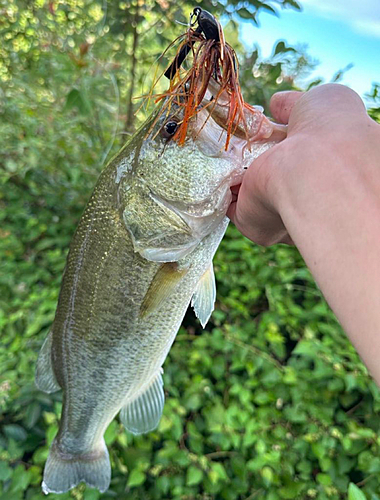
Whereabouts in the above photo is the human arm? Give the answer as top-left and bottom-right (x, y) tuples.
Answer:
(228, 84), (380, 384)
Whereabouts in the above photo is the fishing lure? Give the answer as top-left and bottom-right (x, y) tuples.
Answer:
(164, 7), (221, 80)
(149, 7), (260, 151)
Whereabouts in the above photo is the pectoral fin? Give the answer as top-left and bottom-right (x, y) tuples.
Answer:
(191, 264), (216, 328)
(140, 262), (188, 318)
(120, 369), (165, 435)
(35, 332), (61, 393)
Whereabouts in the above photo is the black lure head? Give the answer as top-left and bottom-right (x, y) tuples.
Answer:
(193, 7), (220, 42)
(164, 7), (220, 80)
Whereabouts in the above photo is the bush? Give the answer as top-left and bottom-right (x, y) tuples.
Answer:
(1, 2), (380, 499)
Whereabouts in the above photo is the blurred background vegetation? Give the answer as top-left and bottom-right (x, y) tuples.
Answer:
(1, 1), (380, 499)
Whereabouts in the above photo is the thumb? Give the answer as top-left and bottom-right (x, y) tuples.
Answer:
(270, 91), (303, 124)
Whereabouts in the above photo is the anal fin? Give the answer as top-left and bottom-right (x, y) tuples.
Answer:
(191, 263), (216, 328)
(120, 369), (165, 435)
(35, 331), (61, 394)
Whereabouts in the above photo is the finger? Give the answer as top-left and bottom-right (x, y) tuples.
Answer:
(270, 91), (304, 124)
(286, 84), (368, 134)
(227, 200), (237, 222)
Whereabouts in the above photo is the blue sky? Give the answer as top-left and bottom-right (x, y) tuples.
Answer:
(239, 0), (380, 100)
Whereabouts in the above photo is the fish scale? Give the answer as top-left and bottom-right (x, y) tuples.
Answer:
(35, 94), (283, 493)
(53, 193), (228, 452)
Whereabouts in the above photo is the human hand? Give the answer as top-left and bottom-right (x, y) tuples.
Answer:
(228, 83), (380, 385)
(227, 83), (373, 246)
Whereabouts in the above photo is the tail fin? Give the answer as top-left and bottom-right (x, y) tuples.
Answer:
(41, 438), (111, 494)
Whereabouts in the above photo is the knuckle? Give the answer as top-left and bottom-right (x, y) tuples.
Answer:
(310, 83), (364, 110)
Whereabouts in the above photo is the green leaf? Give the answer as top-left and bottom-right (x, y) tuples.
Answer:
(260, 4), (278, 15)
(348, 483), (367, 500)
(65, 89), (91, 115)
(46, 424), (58, 446)
(104, 420), (118, 445)
(261, 466), (274, 485)
(284, 0), (301, 10)
(10, 465), (31, 491)
(237, 7), (257, 24)
(317, 473), (332, 486)
(157, 475), (170, 494)
(186, 465), (203, 486)
(210, 462), (228, 482)
(0, 461), (12, 481)
(127, 469), (146, 487)
(24, 401), (41, 429)
(83, 489), (101, 500)
(3, 424), (27, 442)
(0, 492), (23, 500)
(273, 41), (296, 56)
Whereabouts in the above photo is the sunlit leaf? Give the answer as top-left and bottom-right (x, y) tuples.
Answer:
(348, 483), (367, 500)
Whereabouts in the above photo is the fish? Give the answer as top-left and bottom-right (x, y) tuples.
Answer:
(35, 18), (287, 495)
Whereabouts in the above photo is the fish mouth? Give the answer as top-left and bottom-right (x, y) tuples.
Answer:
(200, 78), (287, 145)
(182, 77), (287, 180)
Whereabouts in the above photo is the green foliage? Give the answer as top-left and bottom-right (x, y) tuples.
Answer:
(367, 84), (380, 122)
(1, 1), (380, 500)
(237, 40), (319, 113)
(348, 483), (367, 500)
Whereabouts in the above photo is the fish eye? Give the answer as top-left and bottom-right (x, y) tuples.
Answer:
(162, 120), (179, 139)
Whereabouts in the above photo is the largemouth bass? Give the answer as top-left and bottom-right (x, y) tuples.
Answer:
(35, 23), (286, 495)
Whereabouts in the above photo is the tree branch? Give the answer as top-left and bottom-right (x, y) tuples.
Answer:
(125, 6), (139, 132)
